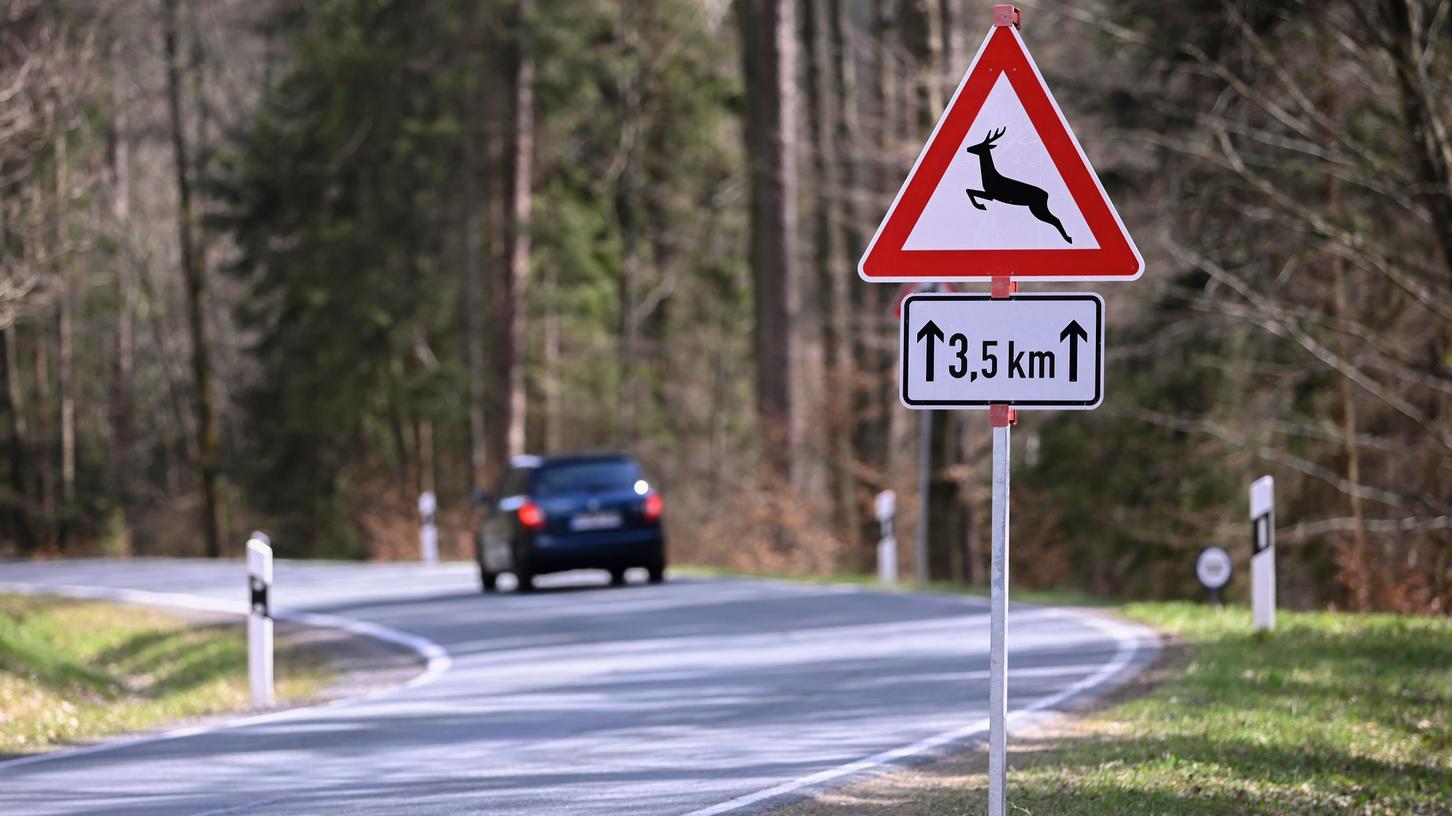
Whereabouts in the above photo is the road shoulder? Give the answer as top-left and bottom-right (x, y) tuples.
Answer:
(0, 593), (423, 763)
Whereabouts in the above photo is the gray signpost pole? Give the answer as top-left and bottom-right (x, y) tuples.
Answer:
(861, 5), (1138, 813)
(986, 254), (1016, 816)
(988, 407), (1012, 815)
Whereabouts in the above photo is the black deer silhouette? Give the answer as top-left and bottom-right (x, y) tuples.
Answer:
(964, 127), (1072, 244)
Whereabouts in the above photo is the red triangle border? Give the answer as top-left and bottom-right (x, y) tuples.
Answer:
(858, 25), (1143, 282)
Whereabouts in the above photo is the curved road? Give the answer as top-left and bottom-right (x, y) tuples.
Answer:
(0, 560), (1157, 815)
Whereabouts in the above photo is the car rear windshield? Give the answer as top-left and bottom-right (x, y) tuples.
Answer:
(532, 460), (642, 497)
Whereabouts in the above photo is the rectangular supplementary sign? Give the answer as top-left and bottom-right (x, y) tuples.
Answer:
(900, 292), (1103, 409)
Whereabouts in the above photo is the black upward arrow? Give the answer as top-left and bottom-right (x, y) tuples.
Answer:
(1059, 319), (1088, 382)
(916, 320), (945, 382)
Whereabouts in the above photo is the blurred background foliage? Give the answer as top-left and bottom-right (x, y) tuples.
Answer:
(0, 0), (1447, 612)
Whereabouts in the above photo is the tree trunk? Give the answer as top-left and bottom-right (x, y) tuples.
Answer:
(1377, 0), (1452, 280)
(1329, 171), (1371, 608)
(0, 324), (36, 553)
(108, 76), (135, 555)
(462, 76), (488, 488)
(802, 0), (857, 558)
(33, 308), (53, 538)
(54, 123), (75, 547)
(490, 0), (533, 470)
(736, 0), (801, 491)
(616, 150), (640, 446)
(1334, 258), (1371, 609)
(901, 0), (966, 582)
(829, 0), (882, 567)
(925, 404), (964, 581)
(543, 262), (562, 451)
(937, 0), (957, 85)
(56, 280), (73, 540)
(164, 0), (222, 558)
(614, 1), (643, 446)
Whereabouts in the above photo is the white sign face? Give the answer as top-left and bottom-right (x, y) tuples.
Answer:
(904, 76), (1098, 252)
(1196, 546), (1232, 590)
(899, 293), (1103, 410)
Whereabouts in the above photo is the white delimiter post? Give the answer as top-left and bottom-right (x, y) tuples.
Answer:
(1250, 476), (1275, 631)
(247, 533), (274, 708)
(875, 490), (898, 585)
(988, 404), (1013, 816)
(418, 491), (439, 565)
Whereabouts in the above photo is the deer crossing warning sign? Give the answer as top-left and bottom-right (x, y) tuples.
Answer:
(858, 21), (1142, 281)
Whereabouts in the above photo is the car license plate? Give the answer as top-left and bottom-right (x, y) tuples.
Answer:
(570, 511), (622, 531)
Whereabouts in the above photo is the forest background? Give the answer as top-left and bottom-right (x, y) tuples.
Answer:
(1, 0), (1448, 614)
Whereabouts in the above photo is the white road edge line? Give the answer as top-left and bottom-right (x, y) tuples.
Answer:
(0, 582), (453, 772)
(677, 606), (1155, 816)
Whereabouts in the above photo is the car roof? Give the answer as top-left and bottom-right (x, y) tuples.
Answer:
(510, 452), (637, 470)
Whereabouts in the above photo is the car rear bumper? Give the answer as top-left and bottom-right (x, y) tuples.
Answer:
(526, 528), (664, 573)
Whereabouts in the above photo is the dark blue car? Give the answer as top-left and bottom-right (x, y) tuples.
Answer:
(476, 453), (666, 592)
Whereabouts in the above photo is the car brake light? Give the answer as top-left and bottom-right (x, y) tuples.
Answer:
(518, 501), (546, 529)
(643, 493), (664, 522)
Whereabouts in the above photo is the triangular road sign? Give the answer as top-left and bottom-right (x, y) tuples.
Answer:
(859, 21), (1142, 282)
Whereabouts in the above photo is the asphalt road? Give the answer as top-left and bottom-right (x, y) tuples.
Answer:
(0, 560), (1157, 815)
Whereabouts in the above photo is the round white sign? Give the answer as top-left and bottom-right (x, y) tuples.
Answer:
(1196, 546), (1232, 590)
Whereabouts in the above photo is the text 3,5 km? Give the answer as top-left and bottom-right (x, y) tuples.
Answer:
(915, 318), (1088, 384)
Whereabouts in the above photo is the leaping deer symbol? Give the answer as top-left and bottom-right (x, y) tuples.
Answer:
(964, 127), (1072, 244)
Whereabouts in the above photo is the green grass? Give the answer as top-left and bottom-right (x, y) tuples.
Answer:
(0, 595), (335, 756)
(1005, 603), (1452, 815)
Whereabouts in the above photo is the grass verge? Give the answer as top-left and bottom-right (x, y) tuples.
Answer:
(0, 595), (335, 756)
(769, 600), (1452, 815)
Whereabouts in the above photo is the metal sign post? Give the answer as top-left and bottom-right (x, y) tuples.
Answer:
(875, 490), (898, 584)
(987, 402), (1014, 816)
(419, 491), (439, 565)
(246, 532), (274, 708)
(1250, 476), (1275, 631)
(858, 7), (1141, 815)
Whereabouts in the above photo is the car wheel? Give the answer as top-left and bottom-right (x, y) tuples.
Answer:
(609, 568), (627, 587)
(515, 570), (536, 592)
(647, 562), (666, 584)
(479, 566), (498, 593)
